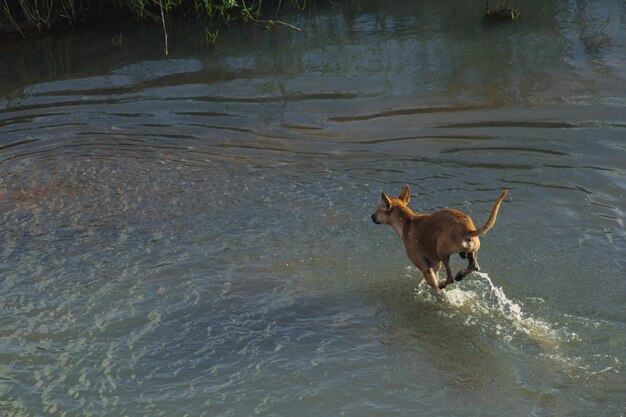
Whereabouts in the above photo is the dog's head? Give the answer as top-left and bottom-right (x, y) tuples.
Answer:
(371, 184), (411, 225)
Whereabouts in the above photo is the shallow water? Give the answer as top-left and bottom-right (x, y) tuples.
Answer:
(0, 1), (625, 416)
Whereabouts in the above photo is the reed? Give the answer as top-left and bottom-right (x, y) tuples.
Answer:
(0, 0), (109, 34)
(0, 0), (304, 36)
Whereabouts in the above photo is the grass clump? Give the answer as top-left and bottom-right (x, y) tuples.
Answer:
(484, 0), (519, 22)
(126, 0), (302, 55)
(0, 0), (109, 34)
(0, 0), (303, 37)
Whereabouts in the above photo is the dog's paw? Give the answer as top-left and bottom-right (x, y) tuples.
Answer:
(438, 282), (447, 290)
(454, 273), (464, 282)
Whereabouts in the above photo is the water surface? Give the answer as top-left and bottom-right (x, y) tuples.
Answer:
(0, 1), (625, 416)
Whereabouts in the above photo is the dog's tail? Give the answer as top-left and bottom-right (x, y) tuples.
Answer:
(466, 189), (509, 238)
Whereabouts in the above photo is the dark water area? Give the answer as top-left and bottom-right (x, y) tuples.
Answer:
(0, 1), (625, 416)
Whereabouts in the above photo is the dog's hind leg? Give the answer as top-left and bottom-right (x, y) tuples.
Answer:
(421, 267), (440, 290)
(469, 252), (480, 272)
(439, 255), (455, 289)
(455, 252), (480, 282)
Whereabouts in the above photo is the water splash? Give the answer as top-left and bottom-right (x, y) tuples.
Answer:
(412, 268), (565, 349)
(474, 272), (562, 346)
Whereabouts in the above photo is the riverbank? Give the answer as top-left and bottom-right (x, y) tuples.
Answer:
(0, 0), (305, 37)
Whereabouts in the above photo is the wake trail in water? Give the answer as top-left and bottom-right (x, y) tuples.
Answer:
(410, 268), (624, 386)
(413, 268), (568, 350)
(473, 272), (560, 344)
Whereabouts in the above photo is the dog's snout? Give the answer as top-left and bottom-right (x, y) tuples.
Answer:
(371, 213), (380, 224)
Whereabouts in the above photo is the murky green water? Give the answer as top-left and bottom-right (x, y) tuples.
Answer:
(1, 1), (625, 416)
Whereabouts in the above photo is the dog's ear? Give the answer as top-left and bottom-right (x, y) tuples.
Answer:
(381, 192), (392, 209)
(399, 184), (410, 204)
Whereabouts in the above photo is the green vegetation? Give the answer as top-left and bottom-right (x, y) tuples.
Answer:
(1, 1), (523, 42)
(204, 26), (218, 45)
(484, 0), (519, 22)
(0, 0), (304, 37)
(1, 0), (106, 33)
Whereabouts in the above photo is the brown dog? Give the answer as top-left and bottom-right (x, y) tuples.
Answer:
(371, 185), (508, 290)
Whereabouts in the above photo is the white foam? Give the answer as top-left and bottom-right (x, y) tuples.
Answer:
(413, 270), (564, 349)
